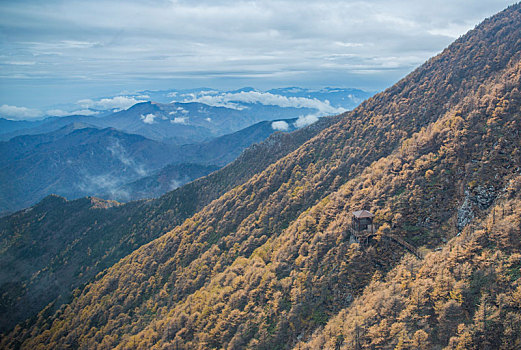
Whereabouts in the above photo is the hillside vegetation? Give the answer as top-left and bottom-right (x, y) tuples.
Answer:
(2, 4), (521, 349)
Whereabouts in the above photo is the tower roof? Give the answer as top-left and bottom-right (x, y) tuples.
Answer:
(352, 210), (374, 219)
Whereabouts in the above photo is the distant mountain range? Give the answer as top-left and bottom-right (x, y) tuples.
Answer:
(0, 117), (300, 214)
(0, 114), (339, 332)
(0, 87), (371, 143)
(0, 102), (308, 144)
(0, 87), (369, 215)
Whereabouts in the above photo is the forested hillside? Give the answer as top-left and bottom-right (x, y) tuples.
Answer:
(2, 3), (521, 349)
(0, 115), (338, 333)
(298, 177), (521, 349)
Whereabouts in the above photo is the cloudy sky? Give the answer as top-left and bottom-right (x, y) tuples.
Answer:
(0, 0), (517, 117)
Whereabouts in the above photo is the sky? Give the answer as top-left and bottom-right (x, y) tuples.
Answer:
(0, 0), (517, 119)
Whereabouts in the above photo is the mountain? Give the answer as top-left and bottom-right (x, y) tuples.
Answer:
(0, 125), (177, 214)
(0, 102), (312, 145)
(297, 181), (521, 349)
(95, 102), (308, 145)
(0, 114), (104, 141)
(0, 118), (45, 135)
(173, 118), (299, 167)
(0, 114), (339, 333)
(0, 118), (300, 213)
(3, 4), (521, 349)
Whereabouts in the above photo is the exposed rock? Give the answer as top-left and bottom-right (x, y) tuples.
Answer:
(457, 190), (474, 232)
(457, 185), (497, 232)
(473, 185), (496, 210)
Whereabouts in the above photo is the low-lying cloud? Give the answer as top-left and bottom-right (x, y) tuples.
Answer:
(271, 120), (289, 131)
(141, 113), (158, 124)
(46, 109), (99, 117)
(107, 139), (147, 176)
(78, 96), (147, 111)
(171, 116), (188, 124)
(185, 91), (346, 115)
(294, 114), (319, 128)
(0, 104), (43, 120)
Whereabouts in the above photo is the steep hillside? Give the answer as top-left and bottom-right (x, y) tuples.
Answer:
(3, 4), (521, 349)
(0, 114), (338, 333)
(297, 177), (521, 350)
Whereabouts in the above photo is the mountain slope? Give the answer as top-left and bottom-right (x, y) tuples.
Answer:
(0, 115), (339, 334)
(297, 177), (521, 349)
(3, 4), (521, 349)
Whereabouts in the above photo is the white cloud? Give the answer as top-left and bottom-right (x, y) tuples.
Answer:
(141, 113), (158, 124)
(45, 109), (70, 117)
(199, 90), (219, 95)
(45, 108), (99, 117)
(170, 106), (190, 114)
(0, 104), (42, 120)
(271, 120), (289, 131)
(78, 96), (146, 110)
(186, 91), (346, 115)
(294, 114), (319, 128)
(171, 116), (188, 124)
(72, 109), (100, 116)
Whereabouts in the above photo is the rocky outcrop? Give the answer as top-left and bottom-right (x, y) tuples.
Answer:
(457, 185), (497, 232)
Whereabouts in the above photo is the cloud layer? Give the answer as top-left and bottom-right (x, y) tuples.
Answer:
(141, 113), (158, 124)
(0, 104), (42, 119)
(184, 90), (345, 115)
